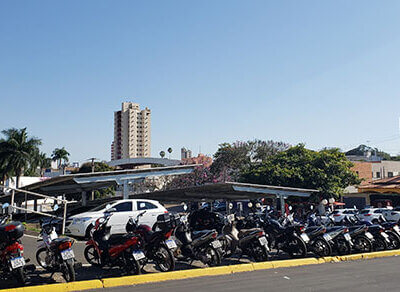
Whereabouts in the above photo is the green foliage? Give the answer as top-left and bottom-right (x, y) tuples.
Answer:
(240, 144), (361, 199)
(211, 139), (290, 180)
(74, 162), (116, 198)
(75, 161), (115, 173)
(0, 128), (42, 187)
(51, 147), (70, 169)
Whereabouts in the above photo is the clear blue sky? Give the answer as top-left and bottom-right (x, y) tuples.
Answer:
(1, 1), (400, 163)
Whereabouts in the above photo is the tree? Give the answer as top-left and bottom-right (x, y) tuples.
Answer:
(211, 139), (290, 181)
(52, 147), (70, 174)
(240, 144), (361, 199)
(75, 161), (114, 173)
(0, 128), (41, 188)
(165, 166), (220, 190)
(74, 161), (115, 199)
(160, 151), (166, 158)
(167, 147), (173, 159)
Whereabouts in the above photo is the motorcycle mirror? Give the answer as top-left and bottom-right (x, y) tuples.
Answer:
(53, 204), (59, 211)
(288, 206), (293, 211)
(182, 203), (188, 211)
(310, 205), (314, 210)
(248, 202), (253, 208)
(2, 203), (9, 209)
(229, 203), (233, 210)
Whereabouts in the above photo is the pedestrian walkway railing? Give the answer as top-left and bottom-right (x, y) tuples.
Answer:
(0, 184), (74, 234)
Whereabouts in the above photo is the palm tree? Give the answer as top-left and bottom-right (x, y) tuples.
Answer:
(159, 151), (166, 158)
(167, 147), (173, 159)
(52, 147), (70, 175)
(0, 128), (41, 188)
(38, 152), (52, 177)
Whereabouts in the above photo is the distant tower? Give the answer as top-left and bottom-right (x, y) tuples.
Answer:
(111, 102), (151, 160)
(181, 147), (192, 160)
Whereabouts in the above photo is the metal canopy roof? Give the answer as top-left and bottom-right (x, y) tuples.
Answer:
(132, 182), (319, 202)
(8, 165), (198, 199)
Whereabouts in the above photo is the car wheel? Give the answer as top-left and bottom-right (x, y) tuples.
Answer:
(85, 224), (94, 239)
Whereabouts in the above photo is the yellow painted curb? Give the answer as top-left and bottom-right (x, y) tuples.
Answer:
(2, 250), (400, 292)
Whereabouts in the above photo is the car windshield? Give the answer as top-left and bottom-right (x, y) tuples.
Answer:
(89, 202), (111, 212)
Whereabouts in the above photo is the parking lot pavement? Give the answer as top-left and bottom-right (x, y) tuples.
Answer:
(95, 256), (400, 292)
(21, 234), (88, 266)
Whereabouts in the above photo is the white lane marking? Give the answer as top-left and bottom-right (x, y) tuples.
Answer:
(24, 234), (39, 239)
(283, 276), (290, 280)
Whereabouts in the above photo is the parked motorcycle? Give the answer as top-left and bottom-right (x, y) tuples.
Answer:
(84, 208), (144, 275)
(36, 207), (78, 282)
(323, 226), (352, 255)
(128, 211), (176, 272)
(256, 212), (308, 258)
(304, 226), (332, 257)
(218, 214), (269, 262)
(173, 214), (223, 266)
(0, 203), (34, 284)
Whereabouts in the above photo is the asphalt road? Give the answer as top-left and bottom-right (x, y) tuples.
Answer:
(21, 234), (88, 266)
(94, 256), (400, 292)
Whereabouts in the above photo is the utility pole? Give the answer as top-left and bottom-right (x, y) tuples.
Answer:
(87, 158), (98, 200)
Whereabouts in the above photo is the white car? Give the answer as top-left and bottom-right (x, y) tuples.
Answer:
(65, 199), (167, 237)
(330, 209), (358, 224)
(358, 208), (387, 223)
(381, 207), (400, 222)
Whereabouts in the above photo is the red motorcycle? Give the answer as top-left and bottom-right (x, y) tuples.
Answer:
(128, 211), (177, 272)
(84, 209), (144, 275)
(0, 207), (35, 284)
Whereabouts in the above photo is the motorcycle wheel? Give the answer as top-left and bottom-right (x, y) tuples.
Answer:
(353, 235), (372, 253)
(251, 242), (269, 262)
(373, 237), (387, 251)
(84, 245), (101, 267)
(36, 247), (53, 271)
(386, 231), (400, 250)
(124, 251), (141, 275)
(287, 236), (307, 258)
(153, 246), (175, 272)
(203, 246), (221, 267)
(61, 260), (75, 282)
(14, 267), (26, 284)
(311, 238), (332, 257)
(335, 239), (351, 255)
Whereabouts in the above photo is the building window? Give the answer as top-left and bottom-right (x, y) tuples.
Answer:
(388, 172), (394, 178)
(376, 172), (381, 178)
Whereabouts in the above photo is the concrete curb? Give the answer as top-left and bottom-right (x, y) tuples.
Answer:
(3, 250), (400, 292)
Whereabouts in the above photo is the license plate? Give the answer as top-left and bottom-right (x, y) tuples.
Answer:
(61, 249), (75, 260)
(344, 233), (351, 241)
(323, 234), (332, 241)
(166, 239), (177, 249)
(211, 240), (222, 248)
(300, 233), (310, 243)
(381, 232), (389, 238)
(394, 226), (400, 233)
(132, 250), (145, 260)
(365, 232), (374, 239)
(258, 236), (268, 246)
(10, 257), (25, 269)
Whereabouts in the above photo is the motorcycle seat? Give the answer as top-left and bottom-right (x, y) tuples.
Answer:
(305, 226), (325, 237)
(192, 230), (215, 239)
(108, 234), (131, 245)
(238, 228), (261, 238)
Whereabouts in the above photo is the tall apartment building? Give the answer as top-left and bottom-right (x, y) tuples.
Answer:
(181, 147), (192, 160)
(111, 102), (151, 160)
